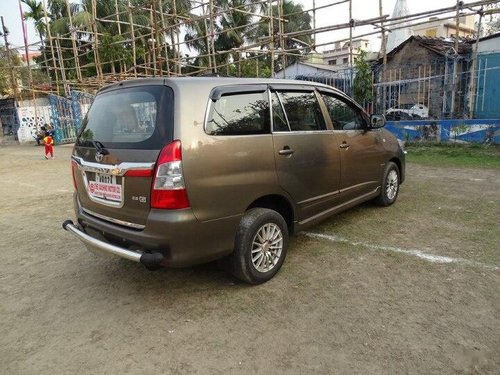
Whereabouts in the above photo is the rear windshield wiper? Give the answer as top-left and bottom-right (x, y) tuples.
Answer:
(92, 140), (109, 155)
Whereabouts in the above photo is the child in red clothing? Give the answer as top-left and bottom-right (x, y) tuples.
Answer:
(43, 133), (54, 159)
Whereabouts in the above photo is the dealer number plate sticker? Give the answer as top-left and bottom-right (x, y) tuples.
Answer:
(88, 173), (123, 202)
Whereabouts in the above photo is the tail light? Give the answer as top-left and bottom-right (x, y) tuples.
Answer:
(151, 140), (190, 209)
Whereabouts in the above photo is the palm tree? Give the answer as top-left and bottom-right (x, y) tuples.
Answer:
(21, 1), (46, 53)
(216, 0), (262, 70)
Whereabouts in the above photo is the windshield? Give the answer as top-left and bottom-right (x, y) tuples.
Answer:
(77, 85), (173, 149)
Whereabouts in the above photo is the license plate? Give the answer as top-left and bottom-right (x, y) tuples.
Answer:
(88, 173), (122, 202)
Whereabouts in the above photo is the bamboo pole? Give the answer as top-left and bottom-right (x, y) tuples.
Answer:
(209, 0), (217, 72)
(128, 0), (137, 77)
(149, 5), (157, 76)
(158, 0), (171, 76)
(468, 8), (483, 118)
(42, 0), (60, 95)
(379, 0), (387, 110)
(269, 0), (274, 76)
(91, 0), (103, 80)
(279, 0), (286, 73)
(115, 0), (122, 35)
(55, 35), (70, 96)
(66, 0), (82, 81)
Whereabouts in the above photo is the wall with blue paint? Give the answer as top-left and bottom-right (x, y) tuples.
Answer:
(475, 53), (500, 119)
(385, 119), (499, 144)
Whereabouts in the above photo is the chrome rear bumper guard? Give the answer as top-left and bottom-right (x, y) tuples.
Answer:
(62, 220), (164, 270)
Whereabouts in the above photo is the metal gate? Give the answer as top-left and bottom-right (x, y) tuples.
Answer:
(48, 91), (95, 144)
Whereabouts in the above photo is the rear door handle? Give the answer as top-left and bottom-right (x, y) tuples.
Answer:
(279, 147), (295, 156)
(339, 142), (350, 149)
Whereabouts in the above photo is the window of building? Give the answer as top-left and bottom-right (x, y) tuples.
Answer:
(343, 57), (348, 64)
(328, 59), (337, 65)
(426, 29), (437, 37)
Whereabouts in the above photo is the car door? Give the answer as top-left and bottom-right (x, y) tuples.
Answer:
(271, 87), (341, 222)
(319, 91), (384, 201)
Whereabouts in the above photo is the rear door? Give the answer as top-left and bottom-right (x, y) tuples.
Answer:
(72, 84), (174, 228)
(271, 88), (341, 221)
(319, 91), (384, 200)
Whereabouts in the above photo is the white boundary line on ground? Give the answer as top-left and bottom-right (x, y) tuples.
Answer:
(304, 232), (499, 270)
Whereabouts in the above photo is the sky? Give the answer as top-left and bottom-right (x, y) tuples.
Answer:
(0, 0), (475, 55)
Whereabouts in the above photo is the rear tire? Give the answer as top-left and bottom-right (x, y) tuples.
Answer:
(374, 161), (400, 206)
(230, 208), (289, 284)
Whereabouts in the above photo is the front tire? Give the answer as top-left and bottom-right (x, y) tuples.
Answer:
(374, 161), (400, 206)
(230, 208), (289, 284)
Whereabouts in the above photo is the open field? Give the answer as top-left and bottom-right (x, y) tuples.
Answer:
(0, 144), (499, 374)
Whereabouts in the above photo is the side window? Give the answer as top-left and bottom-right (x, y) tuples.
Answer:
(206, 92), (270, 135)
(271, 92), (289, 132)
(277, 91), (326, 131)
(321, 94), (365, 130)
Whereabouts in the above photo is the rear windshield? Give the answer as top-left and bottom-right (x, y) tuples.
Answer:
(77, 85), (173, 149)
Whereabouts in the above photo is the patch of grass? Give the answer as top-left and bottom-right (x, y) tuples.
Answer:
(404, 143), (500, 168)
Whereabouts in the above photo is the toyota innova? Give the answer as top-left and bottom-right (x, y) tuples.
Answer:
(63, 77), (405, 284)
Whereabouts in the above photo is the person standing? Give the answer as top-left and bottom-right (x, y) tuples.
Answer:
(43, 131), (54, 159)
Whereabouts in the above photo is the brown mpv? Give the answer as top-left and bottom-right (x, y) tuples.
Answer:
(63, 77), (405, 284)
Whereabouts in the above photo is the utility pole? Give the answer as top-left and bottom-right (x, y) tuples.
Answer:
(1, 16), (19, 99)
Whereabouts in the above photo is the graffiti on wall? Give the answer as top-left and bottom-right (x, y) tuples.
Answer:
(386, 119), (499, 144)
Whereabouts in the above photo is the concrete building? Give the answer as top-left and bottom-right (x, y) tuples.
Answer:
(412, 15), (475, 39)
(21, 51), (42, 67)
(375, 36), (472, 118)
(321, 39), (371, 69)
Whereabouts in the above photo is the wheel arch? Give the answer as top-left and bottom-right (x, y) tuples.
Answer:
(389, 157), (403, 183)
(247, 195), (295, 234)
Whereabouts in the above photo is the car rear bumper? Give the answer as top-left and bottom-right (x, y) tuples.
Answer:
(67, 194), (240, 267)
(62, 220), (164, 270)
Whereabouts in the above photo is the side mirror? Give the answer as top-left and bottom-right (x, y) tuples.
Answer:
(369, 114), (386, 129)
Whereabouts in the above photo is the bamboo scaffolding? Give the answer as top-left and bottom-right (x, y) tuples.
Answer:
(15, 0), (496, 104)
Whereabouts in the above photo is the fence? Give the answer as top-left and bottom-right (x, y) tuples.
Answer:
(14, 90), (94, 144)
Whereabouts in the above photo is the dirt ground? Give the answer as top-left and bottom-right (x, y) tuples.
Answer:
(1, 144), (499, 374)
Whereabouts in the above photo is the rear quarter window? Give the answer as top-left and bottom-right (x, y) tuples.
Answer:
(206, 92), (270, 135)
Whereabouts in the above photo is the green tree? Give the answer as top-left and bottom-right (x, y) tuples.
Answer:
(0, 47), (21, 97)
(353, 50), (373, 105)
(21, 0), (46, 48)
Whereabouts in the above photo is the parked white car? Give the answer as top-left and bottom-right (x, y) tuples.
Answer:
(386, 104), (429, 120)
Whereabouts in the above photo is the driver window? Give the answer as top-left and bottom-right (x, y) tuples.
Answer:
(321, 94), (364, 131)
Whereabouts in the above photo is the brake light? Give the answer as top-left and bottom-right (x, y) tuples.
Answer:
(71, 160), (78, 190)
(151, 140), (190, 209)
(124, 169), (153, 177)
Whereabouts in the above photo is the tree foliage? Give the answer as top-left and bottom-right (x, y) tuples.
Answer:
(353, 50), (373, 104)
